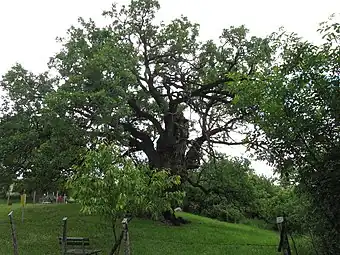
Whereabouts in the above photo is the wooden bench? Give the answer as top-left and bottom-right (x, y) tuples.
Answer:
(58, 237), (101, 255)
(59, 217), (101, 255)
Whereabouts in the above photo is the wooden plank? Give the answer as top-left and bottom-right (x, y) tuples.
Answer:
(59, 240), (91, 245)
(65, 249), (101, 254)
(59, 237), (90, 241)
(58, 237), (90, 245)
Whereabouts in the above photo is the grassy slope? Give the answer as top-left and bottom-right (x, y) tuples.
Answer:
(0, 203), (301, 254)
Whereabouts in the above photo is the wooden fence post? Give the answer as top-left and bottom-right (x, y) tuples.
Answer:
(122, 218), (130, 255)
(62, 217), (68, 255)
(7, 190), (11, 205)
(33, 191), (36, 204)
(277, 216), (292, 255)
(21, 191), (26, 223)
(8, 211), (19, 255)
(7, 184), (14, 205)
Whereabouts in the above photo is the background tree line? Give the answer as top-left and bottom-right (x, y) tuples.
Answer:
(183, 156), (307, 232)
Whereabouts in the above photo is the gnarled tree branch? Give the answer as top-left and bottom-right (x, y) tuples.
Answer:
(122, 122), (160, 166)
(127, 98), (163, 133)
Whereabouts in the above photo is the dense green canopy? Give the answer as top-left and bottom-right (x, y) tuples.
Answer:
(0, 0), (276, 187)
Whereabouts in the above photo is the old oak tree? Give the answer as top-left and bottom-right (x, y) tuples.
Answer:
(0, 0), (276, 224)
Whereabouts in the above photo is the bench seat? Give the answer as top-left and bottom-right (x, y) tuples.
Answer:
(58, 237), (101, 255)
(64, 248), (101, 255)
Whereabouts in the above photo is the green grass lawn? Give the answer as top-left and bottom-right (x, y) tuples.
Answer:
(0, 203), (309, 254)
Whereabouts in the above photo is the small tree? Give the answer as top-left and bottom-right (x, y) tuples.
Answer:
(69, 143), (185, 254)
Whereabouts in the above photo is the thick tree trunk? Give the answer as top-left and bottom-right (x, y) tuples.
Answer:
(154, 142), (190, 225)
(155, 112), (190, 179)
(149, 112), (198, 225)
(162, 210), (190, 226)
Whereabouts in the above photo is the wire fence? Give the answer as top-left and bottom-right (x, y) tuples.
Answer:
(1, 207), (307, 255)
(134, 237), (278, 247)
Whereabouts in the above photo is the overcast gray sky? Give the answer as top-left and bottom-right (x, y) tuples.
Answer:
(0, 0), (338, 176)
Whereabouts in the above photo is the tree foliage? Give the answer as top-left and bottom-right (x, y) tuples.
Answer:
(0, 0), (277, 198)
(0, 1), (337, 244)
(70, 143), (184, 220)
(45, 0), (275, 181)
(0, 64), (86, 193)
(232, 17), (340, 253)
(184, 155), (312, 239)
(69, 143), (184, 253)
(186, 156), (268, 222)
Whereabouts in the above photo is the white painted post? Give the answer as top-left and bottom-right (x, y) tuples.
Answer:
(277, 216), (284, 232)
